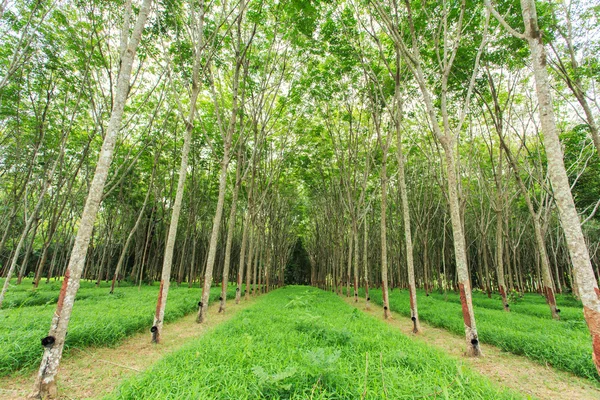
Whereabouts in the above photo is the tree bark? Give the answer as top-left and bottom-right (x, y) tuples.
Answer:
(30, 1), (153, 396)
(219, 152), (242, 312)
(396, 115), (420, 333)
(152, 0), (204, 341)
(518, 0), (600, 373)
(197, 157), (230, 323)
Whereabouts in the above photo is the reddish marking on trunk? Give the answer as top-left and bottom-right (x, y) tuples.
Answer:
(409, 286), (415, 310)
(544, 286), (556, 305)
(595, 287), (600, 300)
(56, 269), (70, 313)
(583, 306), (600, 374)
(155, 280), (164, 318)
(458, 283), (472, 328)
(499, 285), (506, 298)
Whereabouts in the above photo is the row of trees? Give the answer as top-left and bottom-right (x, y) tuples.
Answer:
(0, 0), (305, 397)
(0, 0), (599, 396)
(298, 0), (600, 371)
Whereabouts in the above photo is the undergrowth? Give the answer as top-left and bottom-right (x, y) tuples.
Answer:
(0, 282), (237, 376)
(359, 288), (597, 381)
(109, 286), (523, 400)
(427, 290), (583, 322)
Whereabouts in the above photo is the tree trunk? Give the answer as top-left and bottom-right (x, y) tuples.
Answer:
(363, 216), (370, 310)
(245, 226), (255, 301)
(219, 153), (242, 312)
(440, 136), (481, 357)
(152, 0), (204, 341)
(235, 210), (249, 304)
(397, 134), (420, 332)
(380, 157), (391, 320)
(30, 1), (153, 396)
(519, 0), (600, 374)
(197, 157), (230, 323)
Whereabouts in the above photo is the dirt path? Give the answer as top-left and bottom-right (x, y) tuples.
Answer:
(0, 299), (255, 399)
(343, 297), (600, 400)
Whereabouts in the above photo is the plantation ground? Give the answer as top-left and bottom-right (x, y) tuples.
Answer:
(353, 287), (598, 381)
(0, 278), (238, 376)
(0, 299), (256, 399)
(1, 284), (599, 399)
(108, 286), (522, 399)
(342, 297), (600, 399)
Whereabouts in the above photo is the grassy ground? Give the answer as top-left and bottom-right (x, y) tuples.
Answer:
(428, 290), (583, 322)
(0, 278), (135, 308)
(108, 286), (523, 399)
(355, 287), (596, 381)
(343, 296), (600, 400)
(0, 278), (237, 376)
(0, 299), (257, 400)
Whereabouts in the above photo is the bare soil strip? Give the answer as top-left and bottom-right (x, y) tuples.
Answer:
(0, 299), (255, 399)
(343, 296), (600, 400)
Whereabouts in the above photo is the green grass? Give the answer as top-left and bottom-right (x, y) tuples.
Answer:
(359, 287), (597, 382)
(108, 286), (523, 399)
(427, 290), (584, 322)
(0, 278), (136, 308)
(0, 281), (237, 376)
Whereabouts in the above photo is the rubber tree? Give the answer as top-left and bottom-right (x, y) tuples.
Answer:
(30, 0), (153, 396)
(486, 0), (600, 374)
(197, 0), (254, 323)
(152, 0), (205, 343)
(219, 145), (244, 313)
(372, 0), (489, 356)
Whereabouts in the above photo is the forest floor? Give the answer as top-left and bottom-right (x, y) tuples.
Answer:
(0, 299), (255, 400)
(343, 296), (600, 400)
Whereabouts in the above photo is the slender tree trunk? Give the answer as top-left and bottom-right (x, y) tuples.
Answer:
(397, 132), (420, 332)
(494, 144), (510, 311)
(363, 216), (370, 309)
(380, 157), (391, 320)
(440, 136), (481, 356)
(17, 218), (41, 284)
(353, 221), (359, 302)
(219, 154), (242, 312)
(346, 229), (353, 297)
(30, 1), (153, 396)
(252, 234), (260, 296)
(236, 210), (249, 303)
(518, 0), (600, 373)
(197, 157), (230, 323)
(482, 241), (492, 298)
(495, 210), (509, 311)
(152, 0), (204, 341)
(245, 225), (255, 301)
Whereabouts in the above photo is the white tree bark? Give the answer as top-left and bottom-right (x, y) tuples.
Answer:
(30, 1), (153, 396)
(152, 0), (204, 342)
(219, 152), (243, 312)
(518, 0), (600, 374)
(397, 128), (420, 333)
(197, 157), (230, 323)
